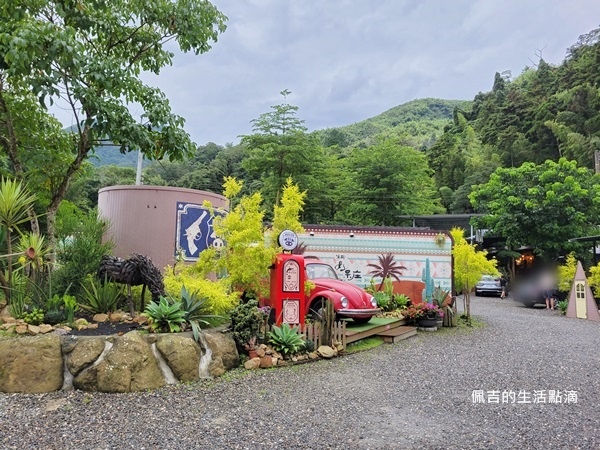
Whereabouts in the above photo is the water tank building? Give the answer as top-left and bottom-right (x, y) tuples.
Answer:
(98, 185), (228, 271)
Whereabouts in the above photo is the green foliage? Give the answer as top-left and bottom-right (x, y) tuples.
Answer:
(450, 228), (498, 323)
(587, 263), (600, 297)
(557, 300), (569, 315)
(270, 177), (306, 240)
(163, 264), (239, 316)
(335, 138), (443, 225)
(177, 285), (222, 342)
(471, 158), (600, 261)
(431, 286), (450, 307)
(63, 295), (78, 324)
(79, 276), (124, 314)
(557, 253), (578, 293)
(0, 0), (227, 243)
(314, 98), (469, 149)
(22, 307), (44, 326)
(144, 297), (187, 334)
(267, 323), (305, 356)
(373, 291), (392, 311)
(229, 298), (269, 351)
(54, 210), (114, 299)
(43, 294), (64, 325)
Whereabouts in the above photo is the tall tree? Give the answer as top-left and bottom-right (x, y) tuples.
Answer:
(0, 0), (227, 246)
(242, 90), (324, 212)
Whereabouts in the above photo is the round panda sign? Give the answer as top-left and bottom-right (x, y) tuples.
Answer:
(278, 230), (298, 252)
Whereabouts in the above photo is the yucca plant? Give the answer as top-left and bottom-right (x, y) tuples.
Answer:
(144, 296), (187, 333)
(267, 323), (305, 356)
(0, 178), (37, 300)
(79, 275), (124, 314)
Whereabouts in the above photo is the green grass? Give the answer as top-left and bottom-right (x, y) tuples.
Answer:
(345, 336), (385, 353)
(437, 314), (487, 334)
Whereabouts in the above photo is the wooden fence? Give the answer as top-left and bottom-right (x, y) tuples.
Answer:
(266, 321), (347, 350)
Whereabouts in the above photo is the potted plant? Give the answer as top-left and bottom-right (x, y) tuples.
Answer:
(244, 336), (259, 359)
(403, 302), (444, 328)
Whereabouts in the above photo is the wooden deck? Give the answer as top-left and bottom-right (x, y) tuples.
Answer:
(344, 317), (416, 343)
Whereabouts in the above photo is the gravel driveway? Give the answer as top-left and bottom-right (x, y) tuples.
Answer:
(1, 296), (599, 450)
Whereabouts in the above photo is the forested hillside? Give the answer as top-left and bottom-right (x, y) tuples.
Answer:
(314, 98), (470, 149)
(429, 27), (600, 213)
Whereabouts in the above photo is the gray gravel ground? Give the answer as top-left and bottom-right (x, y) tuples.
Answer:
(1, 295), (599, 450)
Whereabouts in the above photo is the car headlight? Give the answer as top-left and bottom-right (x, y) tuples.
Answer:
(370, 296), (377, 307)
(341, 297), (349, 308)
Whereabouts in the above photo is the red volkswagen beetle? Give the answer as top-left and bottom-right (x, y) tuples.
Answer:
(305, 262), (379, 324)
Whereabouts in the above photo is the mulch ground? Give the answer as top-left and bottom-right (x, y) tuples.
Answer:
(67, 320), (144, 337)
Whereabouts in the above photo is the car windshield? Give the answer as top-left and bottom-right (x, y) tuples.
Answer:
(306, 263), (339, 280)
(480, 275), (497, 282)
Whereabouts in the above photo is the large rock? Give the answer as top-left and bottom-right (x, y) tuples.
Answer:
(155, 335), (201, 382)
(67, 338), (106, 376)
(0, 334), (63, 393)
(0, 305), (14, 324)
(74, 331), (165, 393)
(204, 331), (239, 377)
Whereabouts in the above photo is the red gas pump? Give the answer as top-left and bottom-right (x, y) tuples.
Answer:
(270, 231), (306, 326)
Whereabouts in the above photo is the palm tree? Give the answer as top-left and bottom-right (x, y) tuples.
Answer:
(367, 253), (407, 291)
(0, 178), (37, 300)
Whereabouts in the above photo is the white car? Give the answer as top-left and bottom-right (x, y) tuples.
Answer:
(475, 275), (502, 297)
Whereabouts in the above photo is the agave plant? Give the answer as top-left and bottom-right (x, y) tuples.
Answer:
(179, 285), (222, 342)
(144, 296), (186, 333)
(267, 323), (305, 356)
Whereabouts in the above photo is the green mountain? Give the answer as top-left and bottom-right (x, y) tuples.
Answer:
(314, 98), (471, 149)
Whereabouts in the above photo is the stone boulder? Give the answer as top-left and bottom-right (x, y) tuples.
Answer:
(0, 334), (63, 393)
(67, 338), (106, 376)
(203, 331), (239, 377)
(0, 305), (14, 324)
(74, 331), (165, 393)
(317, 345), (336, 359)
(155, 335), (201, 382)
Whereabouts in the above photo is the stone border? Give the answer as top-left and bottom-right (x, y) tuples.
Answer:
(0, 330), (238, 394)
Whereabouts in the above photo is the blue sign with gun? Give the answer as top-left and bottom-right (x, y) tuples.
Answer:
(175, 202), (225, 261)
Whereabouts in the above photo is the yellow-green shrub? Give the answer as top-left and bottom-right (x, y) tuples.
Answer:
(163, 265), (239, 316)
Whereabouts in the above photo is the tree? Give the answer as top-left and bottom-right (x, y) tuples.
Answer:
(336, 138), (443, 225)
(0, 0), (227, 246)
(450, 228), (498, 324)
(242, 90), (323, 211)
(470, 158), (600, 261)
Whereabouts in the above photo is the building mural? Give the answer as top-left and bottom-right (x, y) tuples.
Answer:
(297, 225), (453, 292)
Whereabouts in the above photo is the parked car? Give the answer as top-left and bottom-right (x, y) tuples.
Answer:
(475, 275), (503, 297)
(305, 262), (379, 324)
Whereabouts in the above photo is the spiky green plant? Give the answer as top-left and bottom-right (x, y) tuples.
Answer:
(79, 275), (124, 314)
(144, 296), (186, 333)
(179, 285), (222, 342)
(267, 323), (305, 356)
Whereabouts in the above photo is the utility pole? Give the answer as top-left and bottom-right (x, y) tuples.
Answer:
(135, 148), (143, 185)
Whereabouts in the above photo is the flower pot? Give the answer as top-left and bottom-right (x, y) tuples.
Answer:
(416, 317), (438, 328)
(248, 349), (258, 359)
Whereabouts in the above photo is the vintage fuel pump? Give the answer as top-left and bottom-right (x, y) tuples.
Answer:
(270, 230), (306, 326)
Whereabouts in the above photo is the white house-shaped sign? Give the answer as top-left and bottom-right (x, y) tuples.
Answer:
(566, 261), (600, 321)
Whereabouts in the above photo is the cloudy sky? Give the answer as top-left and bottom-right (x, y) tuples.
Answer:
(144, 0), (599, 146)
